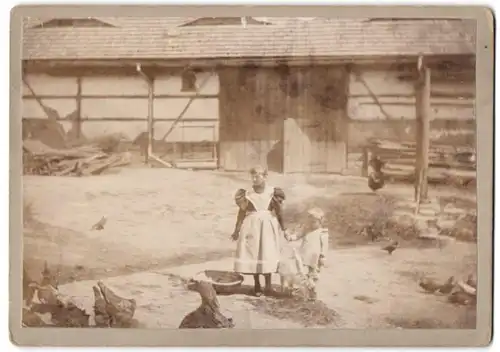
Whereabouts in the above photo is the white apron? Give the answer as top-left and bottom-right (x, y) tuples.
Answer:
(234, 185), (282, 274)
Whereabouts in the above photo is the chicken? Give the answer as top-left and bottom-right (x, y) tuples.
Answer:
(22, 308), (50, 327)
(367, 156), (385, 192)
(91, 216), (107, 231)
(419, 278), (442, 293)
(51, 301), (90, 327)
(179, 280), (234, 329)
(28, 283), (90, 327)
(456, 279), (477, 296)
(448, 291), (475, 306)
(437, 276), (455, 294)
(368, 174), (385, 192)
(23, 266), (36, 306)
(97, 281), (137, 327)
(381, 240), (399, 255)
(466, 273), (477, 289)
(93, 285), (111, 327)
(30, 282), (60, 306)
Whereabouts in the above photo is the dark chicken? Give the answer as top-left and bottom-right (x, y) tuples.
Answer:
(25, 262), (90, 327)
(448, 291), (475, 306)
(367, 155), (385, 192)
(419, 278), (442, 293)
(50, 301), (90, 327)
(34, 261), (61, 306)
(95, 280), (137, 327)
(381, 240), (399, 255)
(22, 308), (50, 327)
(466, 273), (477, 289)
(41, 261), (59, 289)
(93, 285), (111, 327)
(179, 280), (234, 329)
(91, 216), (107, 231)
(23, 265), (36, 306)
(437, 276), (455, 294)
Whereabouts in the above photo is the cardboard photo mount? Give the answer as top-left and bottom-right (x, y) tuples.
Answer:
(9, 4), (494, 347)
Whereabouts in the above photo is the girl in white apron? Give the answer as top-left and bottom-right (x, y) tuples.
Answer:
(231, 166), (286, 297)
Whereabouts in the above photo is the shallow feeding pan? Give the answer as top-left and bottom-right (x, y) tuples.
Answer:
(192, 270), (244, 293)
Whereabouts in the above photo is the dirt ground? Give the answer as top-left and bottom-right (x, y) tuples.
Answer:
(22, 166), (477, 329)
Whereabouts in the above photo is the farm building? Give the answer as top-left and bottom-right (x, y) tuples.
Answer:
(21, 16), (476, 174)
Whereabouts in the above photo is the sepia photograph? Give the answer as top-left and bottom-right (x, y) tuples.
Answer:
(10, 4), (493, 347)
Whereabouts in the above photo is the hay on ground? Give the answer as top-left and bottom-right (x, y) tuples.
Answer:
(244, 296), (339, 327)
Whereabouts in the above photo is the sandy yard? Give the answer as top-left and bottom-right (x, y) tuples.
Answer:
(22, 166), (477, 329)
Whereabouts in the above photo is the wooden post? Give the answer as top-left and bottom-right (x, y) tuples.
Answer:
(361, 146), (369, 177)
(75, 76), (82, 139)
(135, 63), (154, 165)
(146, 81), (154, 165)
(414, 56), (431, 202)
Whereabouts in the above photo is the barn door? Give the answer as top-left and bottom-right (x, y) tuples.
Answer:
(218, 67), (284, 172)
(283, 67), (347, 174)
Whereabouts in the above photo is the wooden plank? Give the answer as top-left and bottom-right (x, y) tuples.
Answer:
(172, 159), (218, 170)
(146, 77), (154, 163)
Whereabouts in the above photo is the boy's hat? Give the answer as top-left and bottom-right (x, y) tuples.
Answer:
(307, 207), (325, 220)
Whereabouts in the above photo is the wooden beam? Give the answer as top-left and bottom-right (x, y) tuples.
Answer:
(22, 54), (476, 70)
(21, 117), (219, 123)
(22, 94), (219, 99)
(135, 63), (154, 164)
(75, 76), (82, 138)
(414, 56), (432, 202)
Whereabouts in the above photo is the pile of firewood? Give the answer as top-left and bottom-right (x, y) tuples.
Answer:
(23, 139), (131, 177)
(362, 138), (476, 186)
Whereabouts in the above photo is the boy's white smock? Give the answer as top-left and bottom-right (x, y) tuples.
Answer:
(291, 227), (329, 269)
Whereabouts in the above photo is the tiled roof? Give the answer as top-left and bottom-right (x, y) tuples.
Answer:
(22, 17), (476, 60)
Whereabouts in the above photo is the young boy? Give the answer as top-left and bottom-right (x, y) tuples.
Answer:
(285, 207), (329, 300)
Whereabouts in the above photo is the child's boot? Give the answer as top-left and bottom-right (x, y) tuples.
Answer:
(253, 274), (263, 297)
